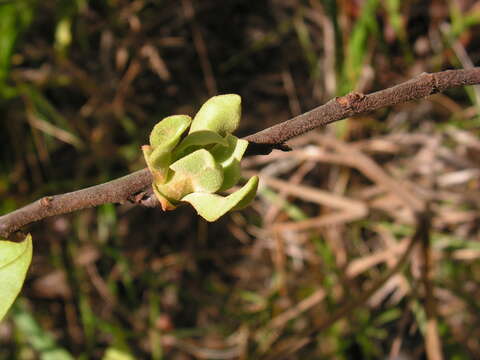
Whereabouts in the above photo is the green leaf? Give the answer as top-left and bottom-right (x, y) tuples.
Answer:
(0, 234), (33, 321)
(230, 177), (260, 211)
(142, 144), (172, 184)
(152, 183), (176, 211)
(149, 115), (191, 148)
(157, 149), (224, 201)
(144, 115), (192, 183)
(55, 17), (72, 55)
(143, 94), (258, 219)
(210, 134), (249, 191)
(11, 302), (75, 360)
(103, 347), (135, 360)
(189, 94), (241, 136)
(0, 1), (35, 91)
(170, 149), (224, 193)
(182, 176), (259, 222)
(173, 130), (228, 160)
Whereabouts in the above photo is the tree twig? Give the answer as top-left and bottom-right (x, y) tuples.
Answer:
(1, 68), (479, 238)
(245, 68), (480, 145)
(0, 169), (152, 238)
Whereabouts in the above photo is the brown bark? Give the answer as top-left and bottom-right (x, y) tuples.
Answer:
(1, 68), (479, 238)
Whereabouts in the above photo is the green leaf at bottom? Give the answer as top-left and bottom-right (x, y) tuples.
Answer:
(0, 234), (33, 321)
(182, 176), (259, 222)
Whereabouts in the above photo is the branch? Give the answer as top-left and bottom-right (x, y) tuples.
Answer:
(0, 169), (152, 238)
(1, 68), (479, 238)
(245, 68), (480, 145)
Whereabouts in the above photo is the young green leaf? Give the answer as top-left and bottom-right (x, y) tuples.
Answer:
(143, 94), (259, 220)
(173, 130), (228, 161)
(152, 183), (176, 211)
(210, 134), (249, 191)
(143, 115), (192, 183)
(149, 115), (192, 148)
(157, 149), (224, 201)
(142, 145), (169, 184)
(0, 234), (33, 321)
(182, 176), (259, 222)
(170, 149), (224, 193)
(189, 94), (241, 136)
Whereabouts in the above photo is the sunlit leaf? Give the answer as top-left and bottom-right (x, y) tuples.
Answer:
(143, 144), (171, 184)
(230, 176), (260, 211)
(158, 149), (224, 201)
(0, 234), (33, 321)
(144, 115), (192, 183)
(182, 176), (259, 222)
(103, 347), (135, 360)
(170, 149), (224, 193)
(143, 94), (259, 219)
(149, 115), (191, 148)
(152, 183), (176, 211)
(173, 130), (228, 160)
(189, 94), (241, 136)
(55, 17), (72, 54)
(210, 134), (249, 191)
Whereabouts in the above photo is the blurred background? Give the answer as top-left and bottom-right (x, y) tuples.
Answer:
(1, 0), (480, 359)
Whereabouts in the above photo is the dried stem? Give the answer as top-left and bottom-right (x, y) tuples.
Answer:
(421, 206), (444, 360)
(267, 209), (432, 360)
(1, 68), (479, 238)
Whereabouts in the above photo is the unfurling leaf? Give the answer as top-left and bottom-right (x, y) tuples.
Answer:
(0, 234), (33, 321)
(149, 115), (191, 148)
(182, 176), (259, 222)
(173, 130), (228, 161)
(210, 134), (249, 191)
(143, 115), (191, 183)
(189, 94), (241, 136)
(157, 149), (224, 202)
(143, 94), (257, 221)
